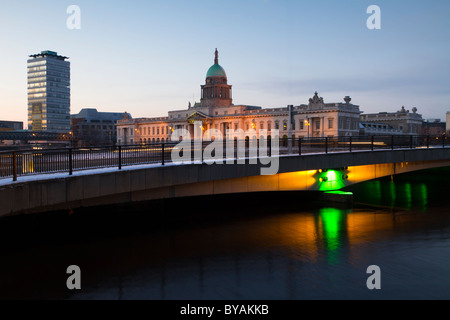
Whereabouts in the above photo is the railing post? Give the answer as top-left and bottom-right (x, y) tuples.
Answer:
(12, 152), (17, 182)
(427, 135), (430, 149)
(349, 136), (352, 153)
(257, 139), (260, 161)
(161, 143), (165, 165)
(371, 136), (374, 151)
(69, 148), (73, 175)
(268, 139), (272, 157)
(325, 137), (328, 154)
(298, 138), (302, 155)
(201, 141), (204, 163)
(118, 145), (122, 170)
(193, 140), (196, 163)
(391, 135), (394, 150)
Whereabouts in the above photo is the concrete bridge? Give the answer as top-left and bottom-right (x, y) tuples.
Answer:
(1, 146), (450, 218)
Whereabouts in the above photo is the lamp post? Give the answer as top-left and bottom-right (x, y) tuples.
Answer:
(288, 105), (293, 154)
(69, 131), (74, 148)
(305, 119), (311, 139)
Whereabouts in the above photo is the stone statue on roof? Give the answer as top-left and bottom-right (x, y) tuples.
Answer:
(308, 92), (324, 109)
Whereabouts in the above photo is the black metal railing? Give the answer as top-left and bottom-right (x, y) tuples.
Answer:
(0, 135), (447, 182)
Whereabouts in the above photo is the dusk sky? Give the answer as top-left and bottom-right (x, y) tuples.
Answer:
(1, 0), (449, 126)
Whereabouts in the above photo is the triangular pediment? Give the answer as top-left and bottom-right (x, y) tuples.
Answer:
(187, 111), (210, 120)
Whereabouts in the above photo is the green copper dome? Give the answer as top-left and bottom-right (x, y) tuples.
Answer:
(206, 49), (227, 78)
(206, 63), (227, 78)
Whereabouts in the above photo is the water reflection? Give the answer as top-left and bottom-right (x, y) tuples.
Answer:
(351, 178), (429, 210)
(319, 208), (347, 265)
(64, 206), (450, 299)
(1, 168), (450, 300)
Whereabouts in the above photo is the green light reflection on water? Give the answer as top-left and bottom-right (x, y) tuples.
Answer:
(350, 176), (429, 210)
(319, 207), (346, 265)
(419, 184), (428, 209)
(388, 181), (396, 207)
(360, 180), (382, 205)
(404, 183), (412, 209)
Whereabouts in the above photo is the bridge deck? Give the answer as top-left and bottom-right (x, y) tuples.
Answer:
(1, 146), (450, 218)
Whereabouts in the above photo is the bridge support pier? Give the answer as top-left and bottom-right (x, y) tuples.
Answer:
(320, 191), (353, 205)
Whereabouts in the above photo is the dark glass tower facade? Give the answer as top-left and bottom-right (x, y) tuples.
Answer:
(27, 50), (70, 132)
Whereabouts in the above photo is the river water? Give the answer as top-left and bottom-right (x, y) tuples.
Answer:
(1, 167), (450, 300)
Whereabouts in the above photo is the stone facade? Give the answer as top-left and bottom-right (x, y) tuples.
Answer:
(360, 106), (423, 135)
(117, 50), (362, 145)
(447, 112), (450, 134)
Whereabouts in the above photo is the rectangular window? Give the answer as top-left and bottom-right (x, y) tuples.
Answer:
(328, 119), (333, 129)
(315, 121), (320, 130)
(300, 121), (304, 130)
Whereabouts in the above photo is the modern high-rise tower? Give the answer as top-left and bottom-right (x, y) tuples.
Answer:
(27, 50), (70, 132)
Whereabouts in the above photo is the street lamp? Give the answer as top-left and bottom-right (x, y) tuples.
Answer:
(305, 119), (311, 139)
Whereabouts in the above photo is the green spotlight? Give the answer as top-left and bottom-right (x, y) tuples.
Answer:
(317, 169), (347, 191)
